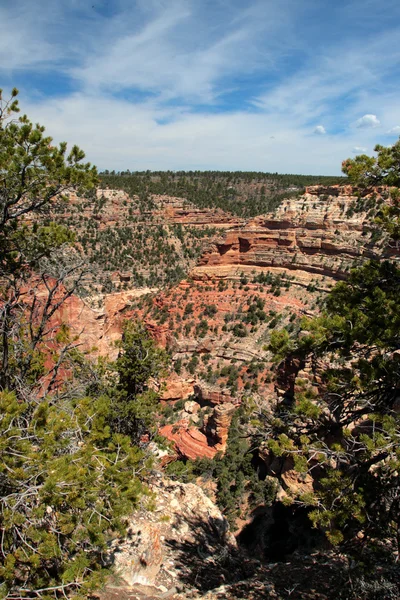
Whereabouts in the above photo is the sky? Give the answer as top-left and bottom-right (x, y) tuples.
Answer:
(1, 0), (400, 174)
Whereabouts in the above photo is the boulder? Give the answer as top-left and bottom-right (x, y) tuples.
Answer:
(109, 477), (236, 590)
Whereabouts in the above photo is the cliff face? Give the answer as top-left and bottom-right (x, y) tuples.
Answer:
(193, 185), (397, 283)
(43, 185), (400, 461)
(139, 185), (399, 460)
(59, 288), (154, 359)
(130, 275), (311, 459)
(63, 190), (239, 230)
(150, 195), (241, 228)
(52, 189), (238, 296)
(108, 475), (237, 594)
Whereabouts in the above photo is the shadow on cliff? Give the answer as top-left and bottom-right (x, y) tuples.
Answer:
(164, 509), (380, 600)
(164, 506), (378, 599)
(164, 508), (332, 598)
(238, 502), (327, 561)
(164, 512), (258, 593)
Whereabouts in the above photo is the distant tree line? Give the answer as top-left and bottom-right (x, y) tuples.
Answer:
(99, 171), (345, 218)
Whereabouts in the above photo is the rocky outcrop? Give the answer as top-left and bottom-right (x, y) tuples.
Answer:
(193, 185), (399, 282)
(259, 446), (314, 501)
(159, 373), (195, 402)
(59, 289), (154, 359)
(144, 320), (171, 348)
(159, 398), (236, 460)
(104, 475), (349, 600)
(159, 422), (220, 460)
(109, 476), (236, 591)
(194, 383), (238, 406)
(65, 189), (239, 230)
(203, 403), (236, 448)
(151, 195), (241, 229)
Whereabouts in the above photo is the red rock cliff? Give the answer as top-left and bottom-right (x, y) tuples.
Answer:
(193, 185), (399, 283)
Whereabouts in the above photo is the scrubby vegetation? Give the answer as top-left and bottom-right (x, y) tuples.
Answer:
(161, 143), (400, 596)
(2, 87), (400, 599)
(100, 170), (344, 218)
(0, 91), (165, 599)
(55, 191), (219, 293)
(258, 146), (400, 561)
(166, 404), (276, 526)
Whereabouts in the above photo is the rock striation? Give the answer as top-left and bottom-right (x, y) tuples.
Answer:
(204, 402), (236, 448)
(158, 423), (220, 460)
(34, 185), (400, 464)
(193, 185), (399, 282)
(64, 189), (239, 230)
(59, 288), (155, 359)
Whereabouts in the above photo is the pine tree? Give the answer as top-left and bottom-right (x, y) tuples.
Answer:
(0, 91), (156, 599)
(266, 144), (400, 557)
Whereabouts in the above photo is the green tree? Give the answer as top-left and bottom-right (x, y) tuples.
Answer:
(0, 391), (148, 599)
(267, 259), (400, 553)
(0, 91), (155, 599)
(342, 140), (400, 246)
(342, 138), (400, 187)
(268, 329), (293, 362)
(110, 321), (168, 443)
(262, 143), (400, 558)
(0, 88), (97, 393)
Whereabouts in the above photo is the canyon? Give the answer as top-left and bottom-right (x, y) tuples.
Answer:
(54, 183), (399, 463)
(8, 176), (400, 600)
(194, 185), (392, 281)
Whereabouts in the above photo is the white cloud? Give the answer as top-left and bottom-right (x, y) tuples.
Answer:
(20, 92), (375, 175)
(2, 0), (400, 173)
(354, 114), (380, 128)
(0, 1), (62, 70)
(352, 146), (367, 153)
(386, 125), (400, 134)
(68, 0), (300, 103)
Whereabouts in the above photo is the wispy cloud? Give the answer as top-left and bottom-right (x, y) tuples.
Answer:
(1, 0), (400, 173)
(386, 125), (400, 134)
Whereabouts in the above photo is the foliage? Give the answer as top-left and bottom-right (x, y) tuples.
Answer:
(109, 321), (169, 443)
(267, 259), (400, 553)
(0, 391), (148, 600)
(260, 145), (400, 555)
(342, 138), (400, 187)
(0, 91), (158, 599)
(100, 170), (344, 219)
(0, 88), (98, 394)
(268, 329), (293, 362)
(192, 408), (275, 525)
(342, 140), (400, 244)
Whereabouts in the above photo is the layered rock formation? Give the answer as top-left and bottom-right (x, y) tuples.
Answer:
(63, 189), (239, 230)
(38, 185), (400, 462)
(159, 400), (237, 459)
(158, 373), (195, 402)
(193, 185), (399, 282)
(59, 288), (155, 359)
(151, 195), (241, 228)
(204, 402), (237, 448)
(159, 423), (220, 460)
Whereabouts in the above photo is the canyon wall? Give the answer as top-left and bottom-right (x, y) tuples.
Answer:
(42, 185), (400, 460)
(64, 189), (240, 230)
(193, 185), (398, 283)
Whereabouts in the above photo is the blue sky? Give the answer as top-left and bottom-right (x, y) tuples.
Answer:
(1, 0), (400, 174)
